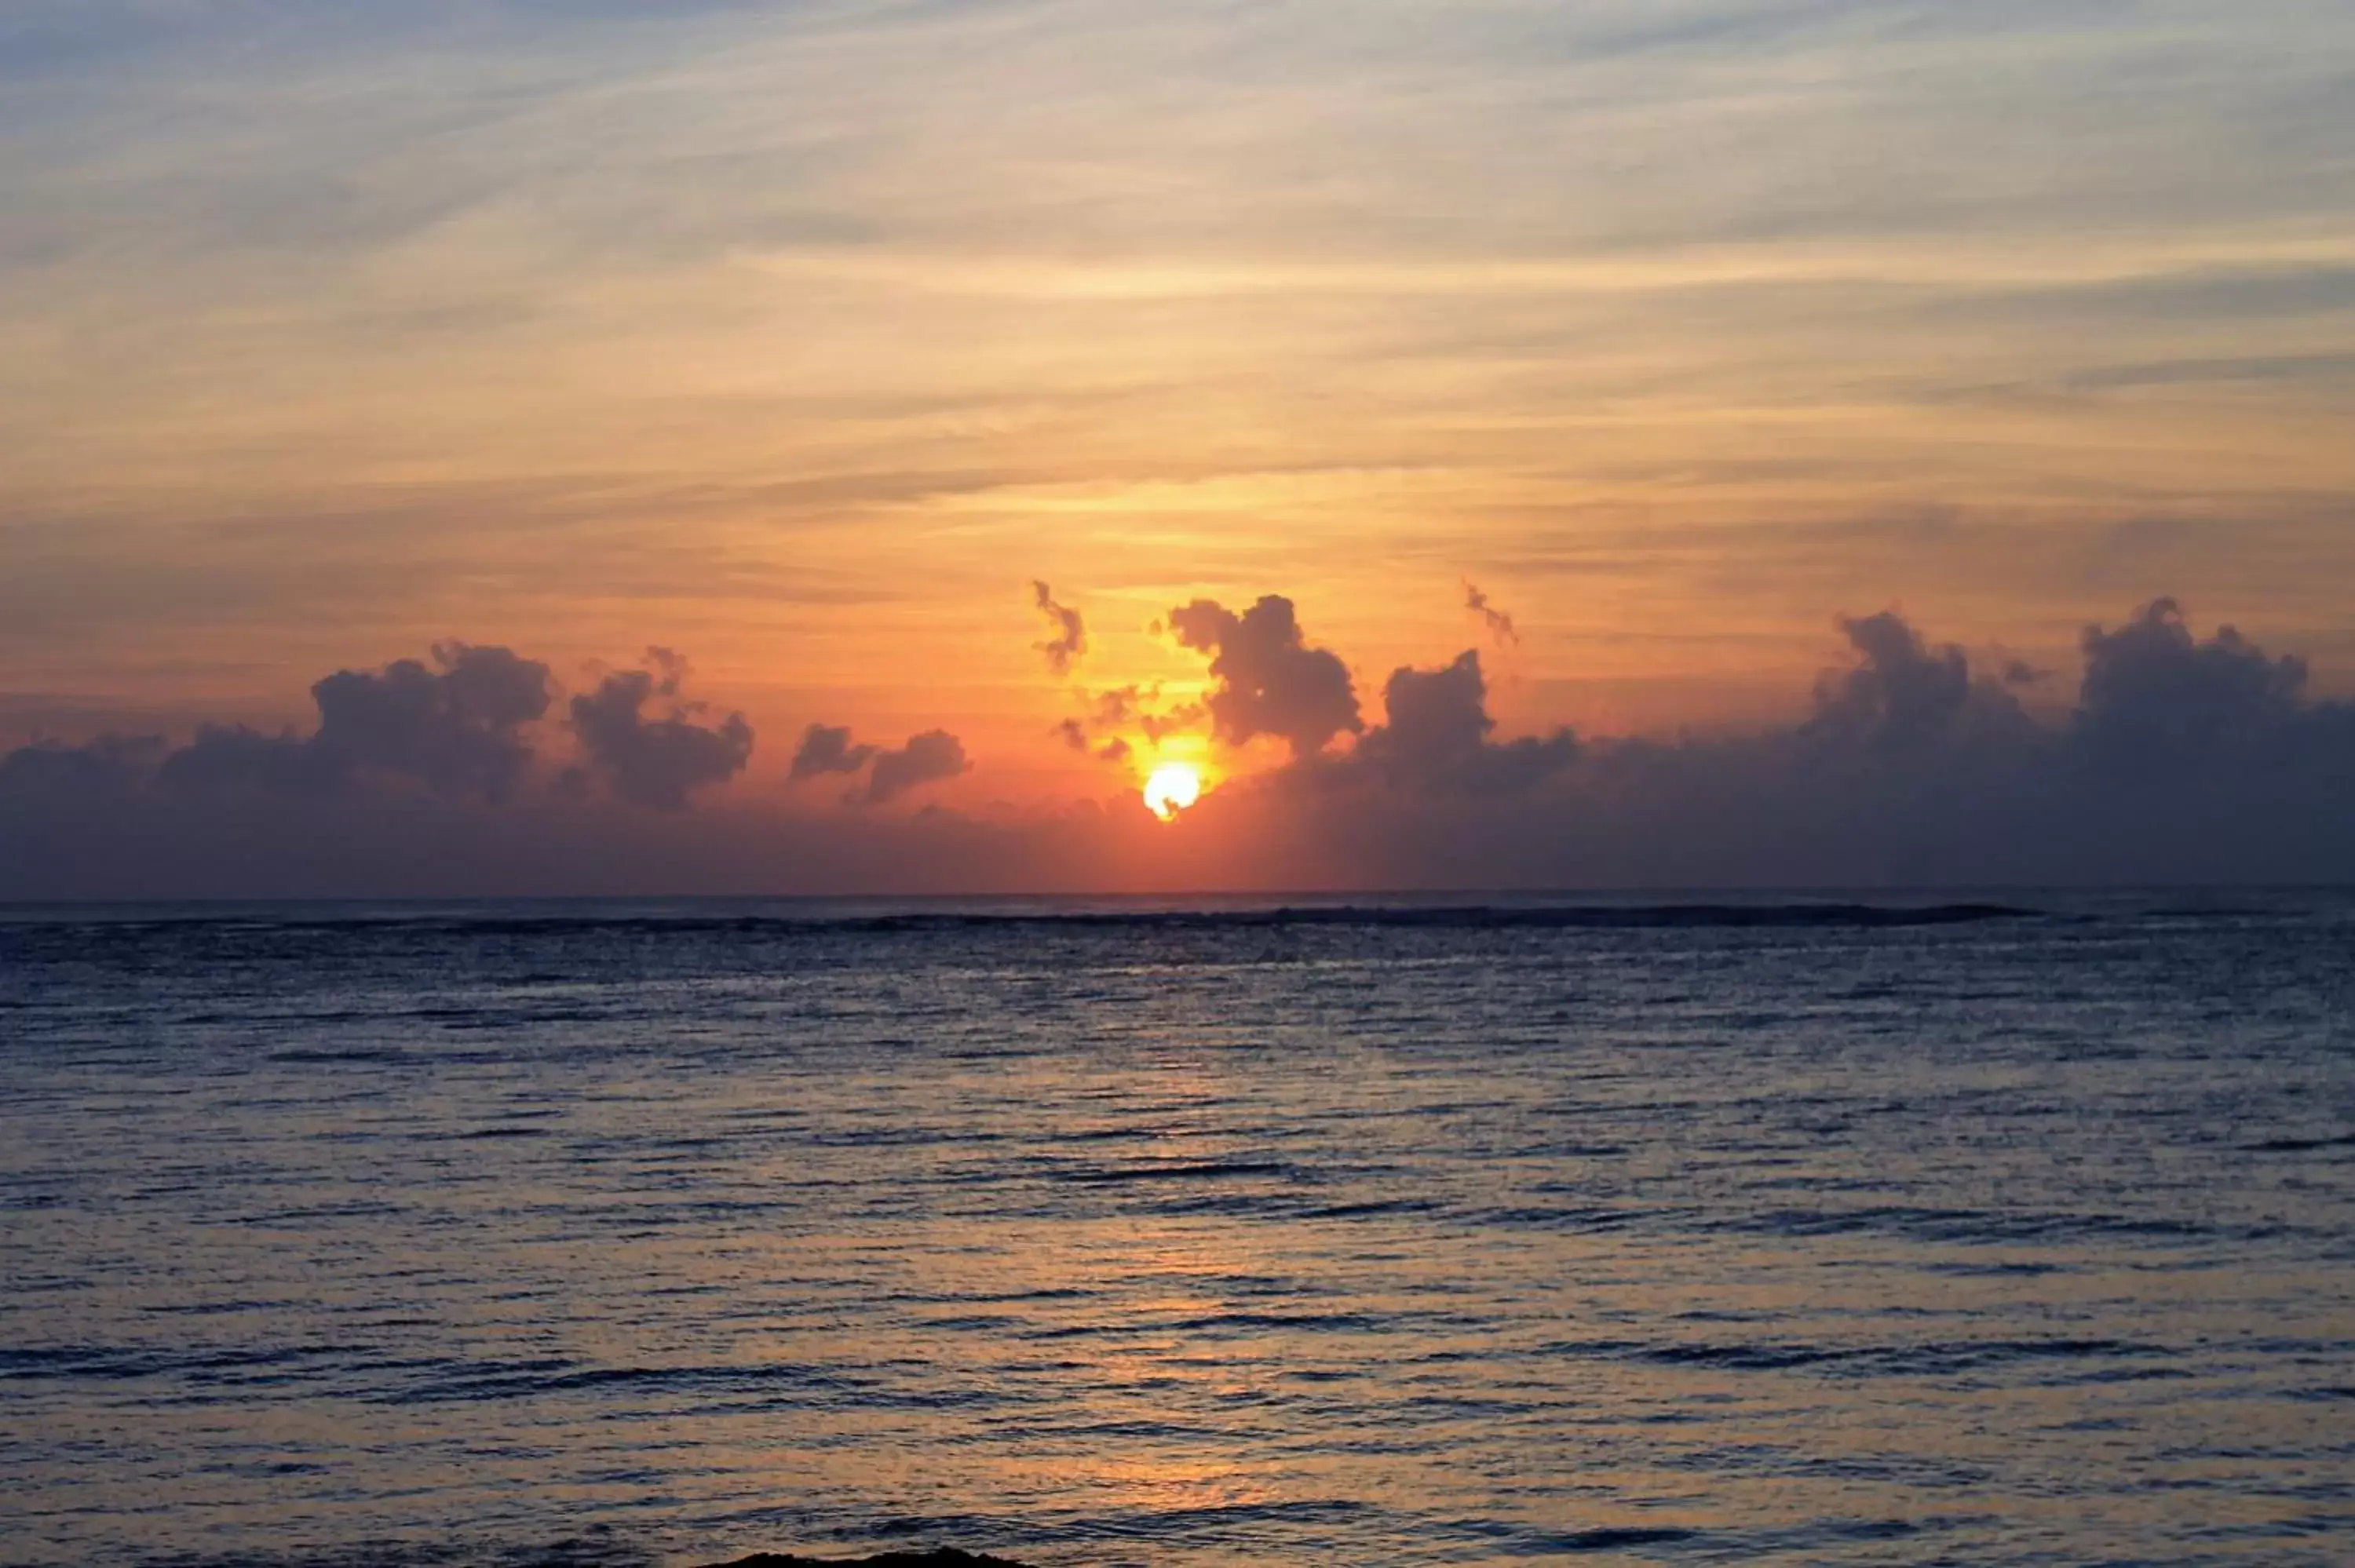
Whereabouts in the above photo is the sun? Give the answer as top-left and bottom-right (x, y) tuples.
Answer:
(1142, 761), (1203, 822)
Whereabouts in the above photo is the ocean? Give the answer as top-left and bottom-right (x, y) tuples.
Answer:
(2, 893), (2351, 1566)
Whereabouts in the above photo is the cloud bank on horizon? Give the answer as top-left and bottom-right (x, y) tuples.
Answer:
(5, 591), (2352, 899)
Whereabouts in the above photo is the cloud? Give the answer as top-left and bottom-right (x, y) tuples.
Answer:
(1149, 593), (2355, 890)
(0, 733), (163, 800)
(1349, 649), (1579, 795)
(8, 598), (2355, 898)
(1806, 610), (2018, 753)
(567, 647), (754, 809)
(155, 641), (552, 801)
(1050, 682), (1206, 763)
(1139, 703), (1205, 743)
(157, 724), (323, 798)
(790, 721), (877, 779)
(1464, 581), (1520, 647)
(1160, 589), (1573, 793)
(1167, 594), (1361, 757)
(1567, 598), (2355, 885)
(859, 728), (970, 805)
(312, 641), (552, 800)
(791, 721), (973, 804)
(1031, 580), (1086, 676)
(2073, 597), (2324, 772)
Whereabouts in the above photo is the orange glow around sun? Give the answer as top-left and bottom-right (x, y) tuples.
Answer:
(1142, 762), (1203, 822)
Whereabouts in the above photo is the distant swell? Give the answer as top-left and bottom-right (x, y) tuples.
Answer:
(17, 901), (2041, 939)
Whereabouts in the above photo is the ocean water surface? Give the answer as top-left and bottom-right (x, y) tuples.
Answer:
(2, 892), (2352, 1566)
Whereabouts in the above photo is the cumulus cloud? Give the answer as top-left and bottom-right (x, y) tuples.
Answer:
(1576, 598), (2354, 884)
(1050, 682), (1206, 764)
(567, 647), (754, 809)
(0, 734), (165, 800)
(2073, 597), (2326, 772)
(1141, 593), (2355, 889)
(791, 722), (877, 779)
(791, 722), (973, 804)
(1141, 702), (1206, 744)
(154, 642), (553, 802)
(1464, 582), (1520, 647)
(316, 641), (552, 799)
(859, 729), (970, 805)
(1161, 593), (1572, 793)
(157, 724), (322, 797)
(1099, 686), (1205, 746)
(1805, 610), (2025, 753)
(2, 638), (783, 819)
(7, 597), (2355, 898)
(1031, 581), (1086, 676)
(1167, 594), (1361, 757)
(1350, 650), (1579, 794)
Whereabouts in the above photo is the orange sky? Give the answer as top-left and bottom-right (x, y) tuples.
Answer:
(3, 1), (2353, 825)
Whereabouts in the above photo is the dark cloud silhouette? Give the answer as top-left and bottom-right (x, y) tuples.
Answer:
(158, 724), (323, 797)
(315, 641), (551, 798)
(0, 734), (164, 800)
(1163, 594), (1572, 793)
(1052, 684), (1207, 763)
(1167, 595), (1361, 757)
(1141, 594), (2354, 889)
(791, 722), (877, 779)
(568, 647), (754, 809)
(1031, 581), (1086, 676)
(1139, 702), (1205, 744)
(1806, 610), (2014, 753)
(859, 729), (969, 805)
(1349, 650), (1579, 794)
(1464, 581), (1520, 647)
(788, 722), (972, 804)
(153, 642), (553, 801)
(7, 597), (2355, 898)
(793, 723), (973, 804)
(2073, 598), (2327, 773)
(1597, 599), (2351, 884)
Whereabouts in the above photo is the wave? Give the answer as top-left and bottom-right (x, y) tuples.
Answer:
(2243, 1133), (2355, 1154)
(9, 899), (2043, 939)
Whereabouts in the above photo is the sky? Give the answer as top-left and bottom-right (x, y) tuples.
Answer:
(3, 0), (2353, 895)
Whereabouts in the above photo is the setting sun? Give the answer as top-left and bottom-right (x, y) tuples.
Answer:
(1142, 762), (1203, 822)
